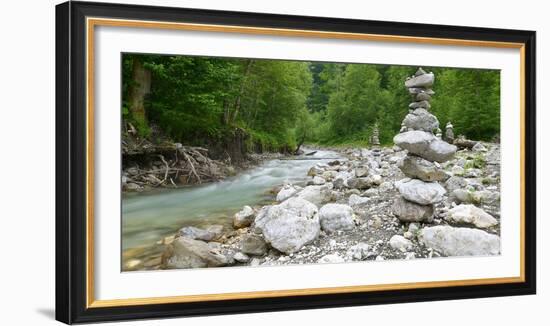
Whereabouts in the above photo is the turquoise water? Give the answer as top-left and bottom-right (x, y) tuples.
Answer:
(122, 150), (341, 251)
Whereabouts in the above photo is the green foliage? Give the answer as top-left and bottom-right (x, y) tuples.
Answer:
(122, 54), (500, 153)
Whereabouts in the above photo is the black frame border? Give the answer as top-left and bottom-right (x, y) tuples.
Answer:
(56, 1), (536, 324)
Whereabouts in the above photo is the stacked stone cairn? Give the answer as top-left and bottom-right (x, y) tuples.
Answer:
(370, 123), (380, 147)
(444, 121), (454, 143)
(392, 68), (458, 223)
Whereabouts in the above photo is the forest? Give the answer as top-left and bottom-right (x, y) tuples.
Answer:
(122, 54), (500, 157)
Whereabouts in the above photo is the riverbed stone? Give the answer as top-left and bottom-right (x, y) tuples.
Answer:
(255, 197), (320, 254)
(419, 225), (500, 256)
(398, 155), (449, 182)
(446, 204), (498, 229)
(312, 176), (326, 185)
(295, 184), (332, 207)
(348, 194), (369, 207)
(392, 197), (434, 222)
(355, 165), (370, 177)
(276, 185), (298, 202)
(395, 178), (446, 205)
(177, 226), (220, 241)
(317, 254), (345, 264)
(233, 252), (250, 263)
(445, 175), (468, 192)
(318, 203), (355, 233)
(163, 237), (229, 269)
(402, 108), (439, 132)
(233, 205), (255, 228)
(239, 234), (268, 256)
(389, 235), (413, 252)
(346, 243), (370, 260)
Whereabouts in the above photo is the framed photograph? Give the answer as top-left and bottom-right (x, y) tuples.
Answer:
(56, 1), (536, 324)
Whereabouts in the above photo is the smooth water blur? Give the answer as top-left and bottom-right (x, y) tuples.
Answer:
(122, 149), (342, 251)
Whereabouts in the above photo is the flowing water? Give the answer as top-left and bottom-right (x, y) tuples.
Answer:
(122, 149), (342, 255)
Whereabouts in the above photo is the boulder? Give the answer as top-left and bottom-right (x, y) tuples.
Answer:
(163, 237), (229, 269)
(403, 108), (439, 132)
(392, 197), (434, 222)
(394, 131), (456, 163)
(239, 234), (268, 256)
(254, 198), (320, 254)
(395, 178), (446, 205)
(233, 206), (255, 228)
(398, 155), (449, 182)
(276, 185), (298, 202)
(318, 203), (355, 233)
(349, 194), (369, 207)
(389, 235), (413, 252)
(446, 204), (498, 229)
(295, 185), (332, 207)
(419, 225), (500, 256)
(405, 72), (435, 88)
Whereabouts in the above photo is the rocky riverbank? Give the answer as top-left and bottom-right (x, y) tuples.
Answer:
(123, 140), (501, 271)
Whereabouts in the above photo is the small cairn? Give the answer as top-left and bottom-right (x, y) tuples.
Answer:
(444, 121), (454, 143)
(392, 68), (457, 223)
(371, 123), (381, 145)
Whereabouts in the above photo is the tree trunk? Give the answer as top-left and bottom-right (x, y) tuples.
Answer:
(229, 59), (254, 124)
(129, 58), (151, 131)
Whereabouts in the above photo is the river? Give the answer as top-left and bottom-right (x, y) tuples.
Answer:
(122, 149), (342, 257)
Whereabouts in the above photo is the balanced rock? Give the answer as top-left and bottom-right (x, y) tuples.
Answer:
(163, 237), (229, 269)
(398, 155), (448, 182)
(419, 225), (500, 256)
(409, 100), (431, 110)
(402, 108), (439, 132)
(318, 203), (355, 233)
(405, 72), (435, 88)
(254, 197), (320, 254)
(415, 92), (432, 101)
(395, 178), (446, 205)
(409, 87), (435, 96)
(394, 131), (457, 162)
(446, 204), (498, 229)
(233, 206), (255, 228)
(392, 197), (434, 222)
